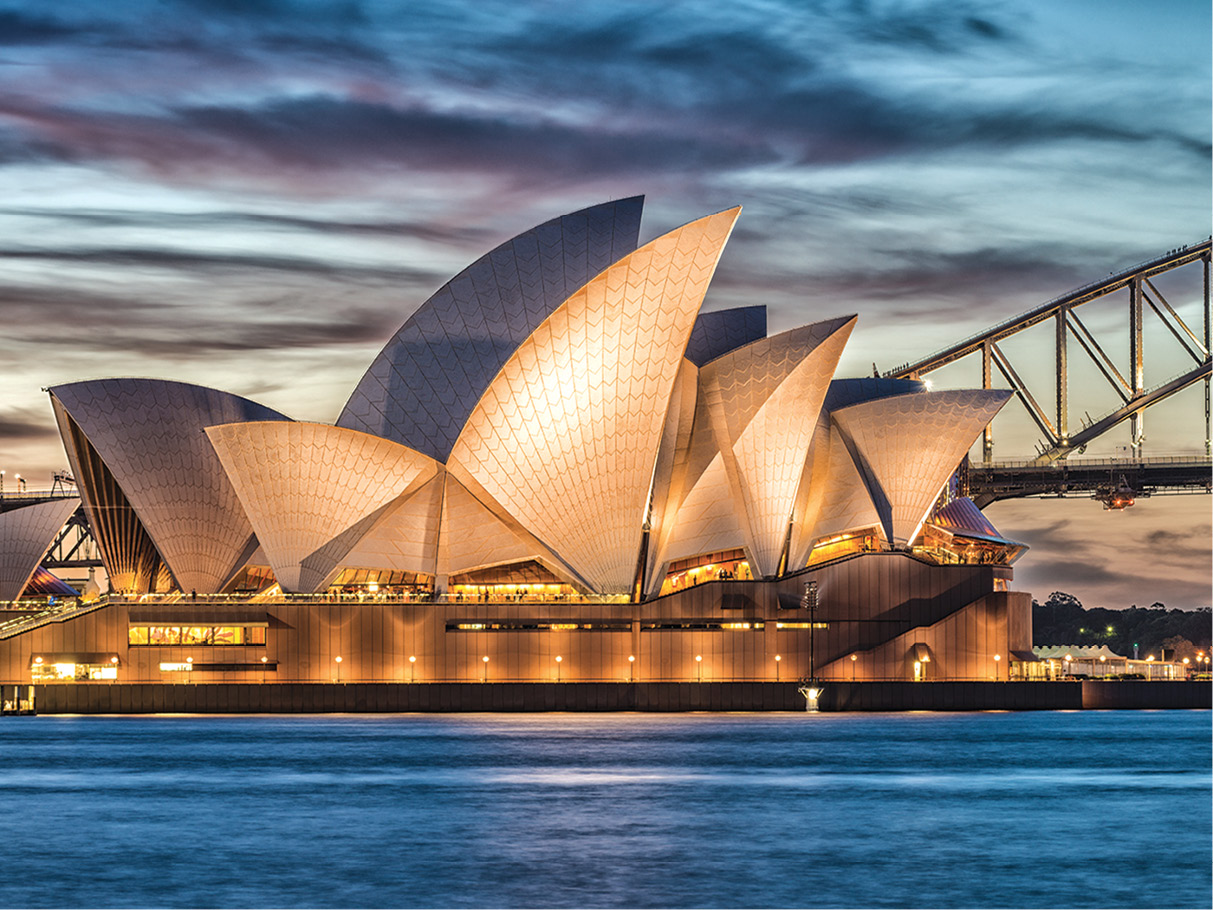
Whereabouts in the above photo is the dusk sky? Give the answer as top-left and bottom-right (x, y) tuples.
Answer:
(0, 0), (1209, 609)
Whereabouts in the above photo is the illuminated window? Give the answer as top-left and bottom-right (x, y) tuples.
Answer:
(774, 622), (829, 630)
(128, 625), (266, 646)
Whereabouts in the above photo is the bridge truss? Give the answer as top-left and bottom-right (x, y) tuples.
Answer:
(886, 240), (1212, 465)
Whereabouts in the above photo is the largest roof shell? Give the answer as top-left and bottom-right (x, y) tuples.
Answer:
(448, 207), (741, 594)
(336, 197), (644, 462)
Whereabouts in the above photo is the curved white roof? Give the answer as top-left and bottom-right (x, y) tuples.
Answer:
(0, 498), (79, 601)
(49, 379), (290, 594)
(448, 207), (741, 594)
(336, 197), (644, 461)
(831, 389), (1013, 545)
(699, 316), (855, 576)
(339, 472), (446, 577)
(206, 422), (440, 593)
(791, 418), (884, 563)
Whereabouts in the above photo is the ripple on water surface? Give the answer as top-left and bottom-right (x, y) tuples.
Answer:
(0, 711), (1209, 909)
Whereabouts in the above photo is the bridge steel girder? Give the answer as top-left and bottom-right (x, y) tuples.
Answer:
(1032, 360), (1212, 464)
(885, 239), (1213, 464)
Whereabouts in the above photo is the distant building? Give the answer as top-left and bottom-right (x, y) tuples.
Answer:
(1, 199), (1032, 688)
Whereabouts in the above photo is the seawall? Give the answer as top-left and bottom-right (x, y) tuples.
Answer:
(17, 680), (1211, 713)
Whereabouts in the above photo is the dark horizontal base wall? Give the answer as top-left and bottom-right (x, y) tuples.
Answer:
(25, 681), (1212, 713)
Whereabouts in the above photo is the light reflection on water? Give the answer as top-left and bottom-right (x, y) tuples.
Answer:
(0, 711), (1208, 909)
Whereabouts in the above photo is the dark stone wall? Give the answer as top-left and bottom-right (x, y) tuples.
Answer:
(21, 680), (1208, 714)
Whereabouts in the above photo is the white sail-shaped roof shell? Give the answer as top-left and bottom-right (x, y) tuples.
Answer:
(339, 472), (446, 578)
(791, 417), (885, 565)
(49, 379), (290, 594)
(206, 422), (440, 593)
(831, 389), (1013, 546)
(448, 207), (741, 594)
(0, 498), (79, 601)
(336, 197), (644, 462)
(699, 317), (854, 577)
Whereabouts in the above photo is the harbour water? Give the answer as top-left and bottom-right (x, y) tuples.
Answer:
(1, 710), (1209, 909)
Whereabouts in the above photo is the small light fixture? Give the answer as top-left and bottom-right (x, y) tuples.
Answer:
(110, 656), (119, 664)
(482, 656), (489, 663)
(555, 655), (562, 663)
(628, 655), (635, 662)
(261, 656), (268, 664)
(696, 655), (702, 662)
(409, 656), (417, 664)
(334, 656), (342, 664)
(34, 656), (43, 664)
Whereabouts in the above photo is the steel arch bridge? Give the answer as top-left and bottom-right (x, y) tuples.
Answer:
(884, 238), (1211, 506)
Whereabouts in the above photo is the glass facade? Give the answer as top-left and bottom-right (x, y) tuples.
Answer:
(128, 625), (266, 646)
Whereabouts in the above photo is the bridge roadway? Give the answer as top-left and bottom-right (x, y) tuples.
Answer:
(965, 455), (1212, 508)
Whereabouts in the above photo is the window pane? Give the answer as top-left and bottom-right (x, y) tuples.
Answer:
(128, 627), (149, 645)
(213, 626), (243, 645)
(147, 626), (179, 645)
(249, 627), (265, 645)
(181, 626), (212, 645)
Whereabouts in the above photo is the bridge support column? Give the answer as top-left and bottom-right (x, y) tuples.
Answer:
(1130, 278), (1144, 456)
(982, 340), (994, 464)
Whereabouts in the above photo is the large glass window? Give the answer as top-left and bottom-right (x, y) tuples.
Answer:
(128, 626), (266, 646)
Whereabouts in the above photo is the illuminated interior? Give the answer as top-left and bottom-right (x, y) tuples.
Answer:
(329, 568), (434, 596)
(127, 625), (267, 646)
(30, 656), (119, 681)
(449, 560), (579, 601)
(659, 549), (751, 595)
(911, 525), (1025, 567)
(805, 529), (882, 566)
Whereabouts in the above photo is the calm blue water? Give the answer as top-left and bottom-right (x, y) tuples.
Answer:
(0, 711), (1208, 909)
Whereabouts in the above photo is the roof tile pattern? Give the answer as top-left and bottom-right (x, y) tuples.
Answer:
(792, 418), (884, 562)
(0, 498), (80, 600)
(448, 207), (741, 594)
(684, 305), (767, 367)
(700, 317), (855, 577)
(652, 452), (746, 583)
(336, 197), (644, 461)
(50, 379), (290, 594)
(340, 472), (445, 577)
(439, 475), (559, 581)
(205, 422), (440, 592)
(831, 389), (1012, 545)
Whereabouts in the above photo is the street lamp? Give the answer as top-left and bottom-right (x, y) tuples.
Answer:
(993, 653), (1001, 681)
(1064, 654), (1072, 679)
(555, 655), (562, 683)
(482, 655), (489, 682)
(850, 653), (858, 681)
(628, 654), (635, 682)
(774, 654), (781, 682)
(1099, 654), (1107, 678)
(409, 655), (416, 683)
(334, 655), (342, 682)
(696, 654), (703, 682)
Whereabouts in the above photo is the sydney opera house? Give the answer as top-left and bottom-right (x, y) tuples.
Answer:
(0, 198), (1035, 695)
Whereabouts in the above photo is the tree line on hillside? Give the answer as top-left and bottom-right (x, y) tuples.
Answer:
(1032, 592), (1212, 660)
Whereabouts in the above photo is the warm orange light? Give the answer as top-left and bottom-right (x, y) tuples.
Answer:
(850, 654), (858, 662)
(409, 656), (417, 663)
(261, 656), (268, 663)
(774, 655), (781, 662)
(695, 655), (702, 662)
(482, 656), (489, 663)
(994, 654), (1001, 662)
(334, 656), (342, 664)
(34, 656), (43, 664)
(555, 655), (562, 663)
(110, 656), (119, 664)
